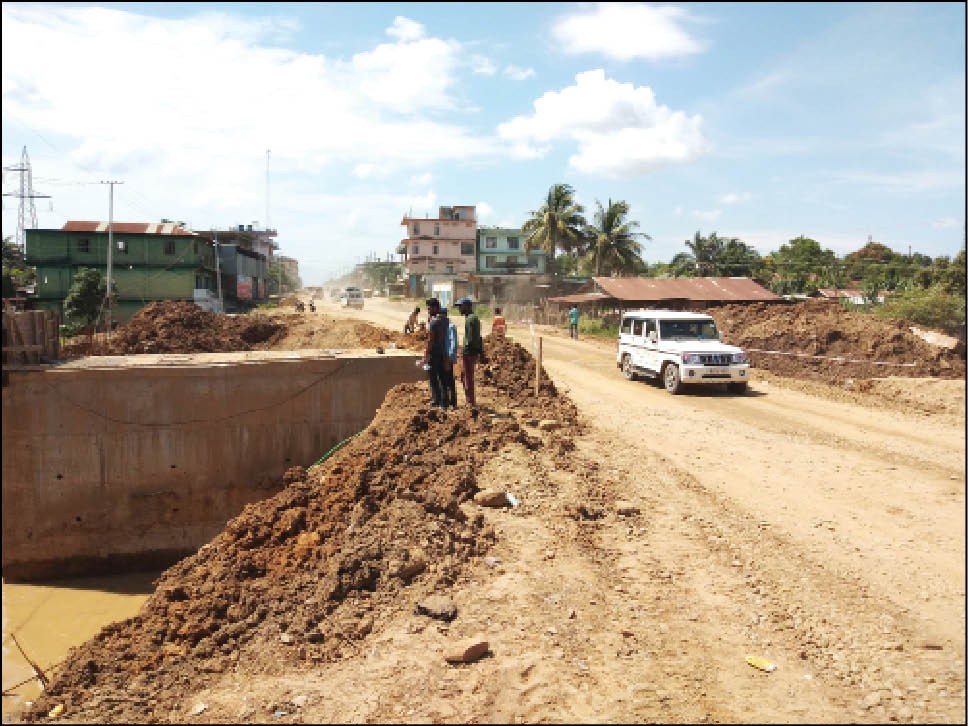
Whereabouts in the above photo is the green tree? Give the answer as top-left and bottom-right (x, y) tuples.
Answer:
(718, 237), (763, 278)
(2, 235), (36, 287)
(581, 198), (649, 276)
(764, 236), (839, 294)
(63, 267), (114, 331)
(267, 261), (296, 295)
(521, 183), (588, 273)
(876, 285), (966, 331)
(668, 251), (698, 277)
(682, 230), (724, 276)
(934, 248), (967, 297)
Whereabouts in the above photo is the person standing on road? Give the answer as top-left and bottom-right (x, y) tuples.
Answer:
(441, 306), (459, 408)
(455, 296), (484, 408)
(568, 304), (580, 339)
(491, 307), (507, 339)
(420, 298), (447, 408)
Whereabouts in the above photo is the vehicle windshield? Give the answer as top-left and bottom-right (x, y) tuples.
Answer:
(659, 319), (719, 341)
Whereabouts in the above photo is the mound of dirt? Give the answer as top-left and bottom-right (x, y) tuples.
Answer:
(60, 302), (288, 356)
(22, 334), (582, 724)
(709, 300), (966, 383)
(264, 311), (427, 354)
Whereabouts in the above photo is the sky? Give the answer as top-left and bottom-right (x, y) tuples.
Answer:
(2, 2), (965, 285)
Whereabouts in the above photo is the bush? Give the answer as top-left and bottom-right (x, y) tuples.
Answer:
(875, 286), (966, 333)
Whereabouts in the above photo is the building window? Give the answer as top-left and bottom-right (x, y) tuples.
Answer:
(193, 241), (198, 255)
(164, 240), (176, 255)
(414, 222), (420, 234)
(77, 238), (90, 254)
(507, 236), (520, 249)
(432, 244), (439, 255)
(486, 237), (497, 248)
(485, 256), (493, 268)
(434, 224), (440, 236)
(413, 244), (419, 255)
(118, 239), (129, 254)
(460, 242), (474, 255)
(446, 265), (454, 273)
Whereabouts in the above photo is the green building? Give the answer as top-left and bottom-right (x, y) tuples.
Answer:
(25, 221), (218, 325)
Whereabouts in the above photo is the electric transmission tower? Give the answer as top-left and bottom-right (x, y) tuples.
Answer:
(2, 146), (51, 252)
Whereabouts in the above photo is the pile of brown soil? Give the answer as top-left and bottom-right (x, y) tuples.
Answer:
(22, 334), (581, 724)
(709, 301), (966, 383)
(61, 302), (288, 356)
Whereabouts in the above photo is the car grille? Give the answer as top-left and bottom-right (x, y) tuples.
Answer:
(699, 354), (732, 366)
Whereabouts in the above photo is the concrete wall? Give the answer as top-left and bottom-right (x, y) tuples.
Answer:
(2, 350), (422, 581)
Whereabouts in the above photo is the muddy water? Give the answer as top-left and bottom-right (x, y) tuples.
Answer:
(2, 572), (159, 721)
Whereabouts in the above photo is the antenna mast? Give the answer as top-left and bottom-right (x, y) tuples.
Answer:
(2, 146), (51, 252)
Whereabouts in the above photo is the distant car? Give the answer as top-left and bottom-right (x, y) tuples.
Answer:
(339, 287), (364, 309)
(616, 309), (750, 394)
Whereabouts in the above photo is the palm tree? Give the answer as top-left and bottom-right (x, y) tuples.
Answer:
(583, 198), (649, 276)
(521, 183), (588, 272)
(683, 230), (725, 276)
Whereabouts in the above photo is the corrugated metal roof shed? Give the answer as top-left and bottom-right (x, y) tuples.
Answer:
(547, 292), (613, 304)
(62, 221), (197, 236)
(592, 276), (783, 302)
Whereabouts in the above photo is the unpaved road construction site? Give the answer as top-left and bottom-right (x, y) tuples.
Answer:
(9, 296), (966, 724)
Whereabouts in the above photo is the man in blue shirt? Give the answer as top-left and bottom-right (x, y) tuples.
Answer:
(439, 306), (459, 408)
(568, 304), (580, 339)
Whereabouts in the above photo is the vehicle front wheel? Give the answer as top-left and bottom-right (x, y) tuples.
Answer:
(622, 354), (637, 381)
(727, 381), (748, 394)
(663, 363), (683, 394)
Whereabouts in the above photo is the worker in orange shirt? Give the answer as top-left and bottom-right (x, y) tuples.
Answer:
(491, 306), (507, 339)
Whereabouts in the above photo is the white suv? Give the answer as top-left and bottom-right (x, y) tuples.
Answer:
(616, 309), (750, 394)
(339, 287), (365, 309)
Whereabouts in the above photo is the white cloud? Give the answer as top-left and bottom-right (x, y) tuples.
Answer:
(352, 163), (389, 179)
(692, 209), (721, 222)
(475, 202), (494, 221)
(497, 69), (709, 176)
(386, 16), (425, 42)
(720, 192), (752, 204)
(409, 172), (433, 186)
(932, 217), (962, 229)
(470, 55), (497, 75)
(552, 3), (704, 61)
(503, 64), (535, 81)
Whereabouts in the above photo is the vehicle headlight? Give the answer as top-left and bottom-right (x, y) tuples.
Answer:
(681, 353), (703, 365)
(732, 352), (749, 364)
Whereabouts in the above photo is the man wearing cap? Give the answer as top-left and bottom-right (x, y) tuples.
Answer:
(455, 296), (484, 408)
(421, 297), (447, 408)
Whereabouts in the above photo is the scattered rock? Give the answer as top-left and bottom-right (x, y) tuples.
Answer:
(444, 640), (490, 664)
(415, 595), (457, 622)
(474, 490), (511, 507)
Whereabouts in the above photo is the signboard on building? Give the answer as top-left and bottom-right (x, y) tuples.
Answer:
(237, 275), (253, 300)
(431, 281), (453, 308)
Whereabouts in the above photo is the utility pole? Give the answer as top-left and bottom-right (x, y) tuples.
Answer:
(2, 146), (51, 252)
(100, 180), (123, 334)
(214, 230), (224, 312)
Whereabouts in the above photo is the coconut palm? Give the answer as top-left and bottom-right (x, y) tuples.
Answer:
(521, 183), (588, 271)
(583, 198), (649, 276)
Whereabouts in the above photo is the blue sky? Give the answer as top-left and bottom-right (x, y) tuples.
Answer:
(2, 2), (964, 285)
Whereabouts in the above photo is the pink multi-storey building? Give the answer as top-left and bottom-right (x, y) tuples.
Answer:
(399, 205), (477, 301)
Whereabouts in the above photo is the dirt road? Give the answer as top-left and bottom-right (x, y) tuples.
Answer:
(19, 296), (964, 724)
(312, 294), (966, 723)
